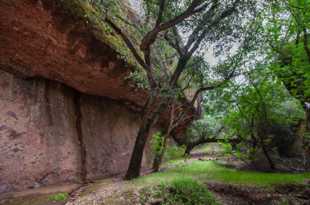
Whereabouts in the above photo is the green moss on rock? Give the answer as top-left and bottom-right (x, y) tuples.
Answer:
(57, 0), (141, 68)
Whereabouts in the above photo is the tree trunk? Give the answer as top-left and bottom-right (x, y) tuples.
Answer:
(124, 95), (167, 180)
(124, 116), (154, 179)
(260, 141), (275, 170)
(305, 105), (310, 131)
(152, 134), (168, 172)
(184, 144), (194, 156)
(152, 102), (176, 173)
(303, 28), (310, 63)
(256, 124), (275, 170)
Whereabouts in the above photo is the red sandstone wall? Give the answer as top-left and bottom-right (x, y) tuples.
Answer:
(80, 94), (153, 180)
(0, 70), (152, 194)
(0, 0), (147, 107)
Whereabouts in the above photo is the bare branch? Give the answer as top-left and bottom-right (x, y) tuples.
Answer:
(155, 0), (166, 27)
(190, 69), (238, 105)
(105, 18), (147, 69)
(170, 0), (240, 86)
(184, 0), (220, 52)
(188, 0), (240, 56)
(105, 18), (157, 88)
(140, 0), (210, 52)
(165, 33), (183, 56)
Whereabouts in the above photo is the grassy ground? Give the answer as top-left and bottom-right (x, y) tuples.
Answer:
(3, 159), (309, 205)
(135, 160), (310, 187)
(192, 143), (224, 154)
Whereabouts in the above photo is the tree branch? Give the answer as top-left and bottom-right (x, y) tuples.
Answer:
(155, 0), (166, 27)
(184, 0), (220, 52)
(140, 0), (210, 52)
(164, 28), (185, 56)
(170, 0), (240, 86)
(303, 28), (310, 63)
(105, 18), (157, 88)
(105, 18), (146, 69)
(190, 69), (238, 105)
(188, 0), (240, 56)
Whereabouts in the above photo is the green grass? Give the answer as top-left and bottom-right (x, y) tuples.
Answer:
(4, 192), (69, 205)
(140, 177), (219, 205)
(192, 144), (215, 154)
(135, 160), (310, 187)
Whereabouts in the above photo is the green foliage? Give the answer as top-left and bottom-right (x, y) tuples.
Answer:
(135, 160), (310, 187)
(261, 0), (310, 104)
(125, 70), (148, 89)
(48, 193), (69, 202)
(271, 42), (310, 103)
(226, 68), (304, 129)
(164, 145), (186, 161)
(160, 178), (218, 205)
(151, 132), (165, 156)
(221, 66), (306, 160)
(220, 143), (233, 155)
(140, 177), (218, 205)
(150, 132), (185, 164)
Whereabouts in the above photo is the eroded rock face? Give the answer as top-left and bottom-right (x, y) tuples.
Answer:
(0, 70), (152, 194)
(0, 0), (147, 108)
(79, 94), (154, 180)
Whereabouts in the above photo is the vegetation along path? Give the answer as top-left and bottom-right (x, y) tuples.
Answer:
(2, 158), (309, 205)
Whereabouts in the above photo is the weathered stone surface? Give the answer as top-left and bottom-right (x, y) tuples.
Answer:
(0, 70), (152, 194)
(0, 71), (80, 193)
(79, 94), (154, 180)
(0, 0), (146, 108)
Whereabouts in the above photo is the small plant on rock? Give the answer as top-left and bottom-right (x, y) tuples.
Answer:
(48, 192), (69, 202)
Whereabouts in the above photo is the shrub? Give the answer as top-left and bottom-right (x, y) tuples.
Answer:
(151, 132), (165, 156)
(140, 178), (219, 205)
(164, 145), (186, 161)
(48, 192), (69, 202)
(220, 143), (233, 155)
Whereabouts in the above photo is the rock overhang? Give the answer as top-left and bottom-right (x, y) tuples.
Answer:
(0, 0), (196, 129)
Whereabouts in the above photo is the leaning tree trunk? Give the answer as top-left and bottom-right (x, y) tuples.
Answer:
(124, 113), (156, 180)
(124, 96), (167, 180)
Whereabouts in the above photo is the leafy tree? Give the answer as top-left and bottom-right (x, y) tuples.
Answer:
(224, 68), (304, 168)
(262, 0), (310, 129)
(105, 0), (261, 179)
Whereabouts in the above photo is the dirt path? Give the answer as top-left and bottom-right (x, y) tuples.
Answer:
(65, 178), (127, 205)
(66, 177), (154, 205)
(0, 183), (80, 205)
(0, 183), (80, 200)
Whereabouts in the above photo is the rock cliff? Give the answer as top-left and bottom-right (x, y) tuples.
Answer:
(0, 69), (155, 193)
(0, 0), (193, 194)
